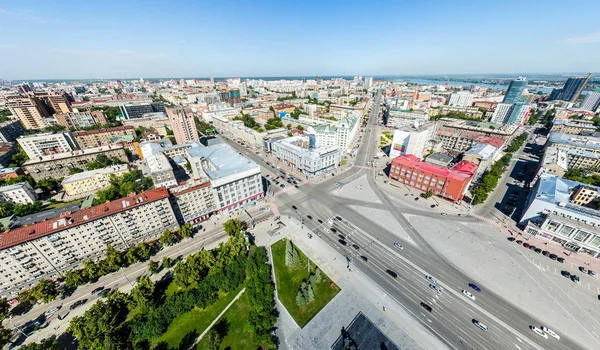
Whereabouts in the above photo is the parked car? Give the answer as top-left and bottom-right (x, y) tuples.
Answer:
(557, 257), (565, 263)
(360, 255), (368, 262)
(571, 275), (581, 283)
(549, 254), (558, 260)
(561, 270), (571, 278)
(516, 240), (523, 245)
(579, 266), (589, 274)
(306, 215), (313, 220)
(317, 219), (323, 224)
(338, 239), (347, 246)
(70, 299), (88, 310)
(534, 248), (542, 253)
(588, 270), (596, 276)
(352, 244), (360, 250)
(91, 287), (104, 295)
(523, 243), (531, 248)
(542, 250), (550, 256)
(507, 237), (516, 242)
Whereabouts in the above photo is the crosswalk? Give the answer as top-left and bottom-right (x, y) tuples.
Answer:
(469, 213), (501, 227)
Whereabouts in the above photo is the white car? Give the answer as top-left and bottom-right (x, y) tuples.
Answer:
(425, 275), (437, 284)
(461, 290), (475, 300)
(393, 242), (404, 250)
(323, 228), (330, 233)
(541, 326), (560, 340)
(328, 219), (334, 225)
(530, 326), (548, 339)
(429, 284), (443, 294)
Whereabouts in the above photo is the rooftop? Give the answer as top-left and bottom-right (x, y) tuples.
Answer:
(22, 144), (125, 165)
(0, 187), (170, 250)
(146, 153), (173, 174)
(533, 174), (600, 220)
(72, 125), (134, 137)
(187, 142), (260, 180)
(426, 152), (453, 164)
(464, 143), (499, 160)
(0, 182), (30, 192)
(392, 154), (477, 181)
(549, 132), (600, 151)
(331, 312), (399, 350)
(61, 164), (129, 185)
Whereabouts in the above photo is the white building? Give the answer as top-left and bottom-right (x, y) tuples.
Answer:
(271, 136), (344, 177)
(309, 111), (360, 152)
(0, 182), (37, 204)
(0, 187), (178, 298)
(364, 77), (373, 89)
(388, 110), (429, 129)
(581, 91), (600, 112)
(168, 179), (217, 225)
(388, 124), (435, 159)
(491, 103), (514, 124)
(448, 92), (474, 107)
(17, 131), (78, 158)
(145, 153), (177, 188)
(187, 142), (263, 211)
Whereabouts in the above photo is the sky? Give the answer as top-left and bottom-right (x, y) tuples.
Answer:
(0, 0), (599, 80)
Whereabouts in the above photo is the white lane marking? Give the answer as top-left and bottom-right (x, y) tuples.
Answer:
(514, 343), (521, 349)
(517, 337), (523, 343)
(427, 319), (433, 323)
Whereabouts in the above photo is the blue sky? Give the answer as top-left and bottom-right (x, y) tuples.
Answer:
(0, 0), (599, 79)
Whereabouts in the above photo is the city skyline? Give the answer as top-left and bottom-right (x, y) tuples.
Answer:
(0, 0), (599, 79)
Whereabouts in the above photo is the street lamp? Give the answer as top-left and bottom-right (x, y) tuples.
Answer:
(9, 315), (28, 338)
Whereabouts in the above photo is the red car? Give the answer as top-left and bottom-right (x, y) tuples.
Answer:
(523, 243), (531, 248)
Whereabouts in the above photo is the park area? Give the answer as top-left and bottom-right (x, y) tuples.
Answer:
(272, 238), (341, 328)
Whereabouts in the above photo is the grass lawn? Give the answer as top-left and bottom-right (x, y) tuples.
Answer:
(382, 131), (393, 139)
(151, 286), (242, 349)
(271, 238), (341, 328)
(196, 291), (260, 350)
(44, 199), (82, 209)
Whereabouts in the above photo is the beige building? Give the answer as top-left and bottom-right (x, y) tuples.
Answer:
(61, 164), (129, 197)
(550, 119), (597, 135)
(54, 111), (107, 130)
(0, 187), (178, 298)
(167, 107), (199, 144)
(5, 95), (49, 130)
(22, 145), (129, 181)
(35, 92), (72, 114)
(571, 185), (599, 207)
(72, 126), (135, 148)
(169, 180), (217, 225)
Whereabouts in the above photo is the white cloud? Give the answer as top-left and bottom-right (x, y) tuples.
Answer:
(565, 31), (600, 44)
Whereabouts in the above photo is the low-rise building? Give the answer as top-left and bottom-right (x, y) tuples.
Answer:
(438, 105), (483, 119)
(212, 115), (287, 148)
(388, 124), (435, 159)
(271, 136), (344, 177)
(538, 145), (599, 179)
(17, 131), (78, 158)
(447, 92), (474, 107)
(61, 164), (129, 197)
(54, 111), (107, 130)
(435, 130), (505, 154)
(72, 126), (135, 148)
(550, 119), (597, 135)
(187, 142), (263, 211)
(388, 109), (429, 129)
(22, 145), (129, 181)
(146, 153), (177, 188)
(0, 182), (37, 204)
(0, 187), (178, 298)
(0, 168), (24, 181)
(389, 154), (477, 203)
(434, 118), (518, 141)
(546, 132), (600, 165)
(462, 143), (500, 180)
(424, 153), (453, 167)
(521, 174), (600, 258)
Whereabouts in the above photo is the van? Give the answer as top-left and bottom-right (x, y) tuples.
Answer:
(472, 319), (488, 332)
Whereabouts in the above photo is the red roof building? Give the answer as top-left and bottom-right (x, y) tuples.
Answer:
(389, 154), (477, 202)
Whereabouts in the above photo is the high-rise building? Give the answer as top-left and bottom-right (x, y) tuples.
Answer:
(5, 95), (49, 129)
(549, 75), (591, 102)
(54, 111), (108, 130)
(490, 103), (513, 124)
(506, 102), (531, 125)
(167, 107), (199, 144)
(364, 77), (373, 89)
(36, 92), (72, 114)
(581, 91), (600, 111)
(503, 77), (527, 104)
(448, 92), (474, 107)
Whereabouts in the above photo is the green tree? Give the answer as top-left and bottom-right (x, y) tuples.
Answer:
(0, 327), (12, 348)
(178, 222), (194, 239)
(35, 178), (60, 193)
(29, 279), (59, 303)
(9, 146), (29, 167)
(223, 218), (246, 236)
(287, 131), (293, 137)
(64, 269), (88, 287)
(12, 201), (43, 217)
(314, 267), (322, 282)
(130, 275), (155, 309)
(0, 298), (9, 320)
(307, 284), (315, 302)
(105, 244), (123, 271)
(0, 202), (14, 217)
(285, 239), (299, 267)
(69, 167), (84, 175)
(162, 256), (172, 269)
(286, 123), (292, 130)
(424, 189), (433, 199)
(295, 289), (307, 307)
(159, 229), (178, 247)
(148, 260), (159, 274)
(296, 124), (304, 131)
(18, 337), (59, 350)
(246, 248), (277, 343)
(204, 327), (223, 350)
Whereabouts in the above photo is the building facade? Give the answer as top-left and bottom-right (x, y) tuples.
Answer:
(550, 119), (597, 135)
(17, 131), (78, 158)
(549, 76), (590, 102)
(448, 92), (474, 107)
(61, 164), (129, 197)
(0, 187), (178, 298)
(166, 107), (200, 144)
(388, 154), (477, 203)
(22, 145), (129, 181)
(581, 91), (600, 112)
(54, 111), (108, 130)
(502, 77), (527, 104)
(5, 95), (49, 130)
(0, 120), (25, 143)
(119, 103), (166, 119)
(169, 180), (217, 225)
(72, 126), (135, 148)
(146, 153), (177, 188)
(0, 182), (37, 204)
(271, 136), (344, 177)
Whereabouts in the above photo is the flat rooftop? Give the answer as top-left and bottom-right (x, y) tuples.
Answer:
(331, 312), (399, 350)
(62, 164), (129, 185)
(22, 145), (125, 165)
(187, 142), (259, 180)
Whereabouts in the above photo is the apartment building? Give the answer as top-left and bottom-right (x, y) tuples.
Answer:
(17, 131), (78, 158)
(438, 105), (483, 119)
(448, 92), (474, 107)
(119, 103), (166, 119)
(187, 142), (263, 211)
(122, 112), (170, 136)
(539, 145), (599, 178)
(146, 153), (177, 188)
(547, 133), (600, 162)
(5, 95), (49, 130)
(35, 92), (72, 114)
(521, 174), (600, 258)
(212, 115), (287, 148)
(434, 118), (518, 141)
(54, 111), (107, 130)
(550, 119), (597, 135)
(72, 126), (135, 148)
(388, 154), (477, 203)
(388, 124), (435, 159)
(166, 107), (199, 144)
(169, 180), (217, 225)
(0, 187), (178, 298)
(61, 164), (129, 197)
(0, 120), (25, 142)
(271, 136), (344, 177)
(435, 130), (505, 154)
(22, 145), (128, 181)
(0, 182), (37, 204)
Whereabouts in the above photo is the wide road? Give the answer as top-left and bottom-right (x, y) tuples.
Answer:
(226, 91), (590, 350)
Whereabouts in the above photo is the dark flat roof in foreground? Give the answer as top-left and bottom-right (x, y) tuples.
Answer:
(331, 312), (399, 350)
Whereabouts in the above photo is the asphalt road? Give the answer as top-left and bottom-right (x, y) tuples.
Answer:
(228, 95), (589, 350)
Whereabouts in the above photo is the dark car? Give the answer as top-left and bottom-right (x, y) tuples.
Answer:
(468, 283), (482, 292)
(352, 244), (360, 250)
(430, 204), (436, 208)
(294, 185), (299, 188)
(523, 243), (531, 248)
(360, 255), (368, 262)
(338, 234), (346, 240)
(507, 237), (516, 242)
(420, 302), (433, 312)
(542, 250), (550, 256)
(307, 215), (313, 220)
(386, 269), (398, 278)
(529, 245), (537, 251)
(338, 239), (347, 246)
(549, 254), (558, 260)
(516, 240), (523, 245)
(70, 299), (88, 310)
(571, 275), (581, 283)
(557, 257), (565, 263)
(91, 286), (104, 295)
(335, 216), (342, 221)
(414, 197), (419, 201)
(561, 270), (571, 278)
(534, 248), (542, 253)
(317, 219), (323, 224)
(331, 227), (337, 233)
(292, 205), (297, 210)
(280, 184), (285, 188)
